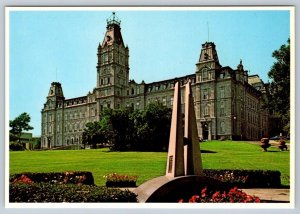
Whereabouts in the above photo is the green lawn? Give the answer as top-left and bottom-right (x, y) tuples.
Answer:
(9, 141), (290, 186)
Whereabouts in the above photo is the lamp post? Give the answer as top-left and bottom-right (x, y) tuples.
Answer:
(233, 116), (236, 140)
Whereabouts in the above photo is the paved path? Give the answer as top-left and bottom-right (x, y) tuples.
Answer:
(123, 188), (290, 203)
(241, 188), (290, 202)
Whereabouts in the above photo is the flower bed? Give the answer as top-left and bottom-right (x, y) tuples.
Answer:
(10, 171), (94, 185)
(105, 173), (138, 187)
(203, 169), (281, 188)
(9, 182), (137, 202)
(179, 187), (260, 203)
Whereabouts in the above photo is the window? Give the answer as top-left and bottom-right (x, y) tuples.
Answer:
(102, 53), (108, 63)
(202, 68), (208, 81)
(204, 105), (210, 116)
(220, 121), (225, 133)
(107, 104), (111, 109)
(220, 87), (225, 98)
(220, 102), (225, 116)
(131, 88), (134, 95)
(170, 97), (174, 106)
(107, 77), (110, 84)
(203, 89), (208, 100)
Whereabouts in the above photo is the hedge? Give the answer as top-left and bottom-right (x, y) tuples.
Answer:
(203, 169), (281, 188)
(10, 171), (94, 185)
(9, 182), (137, 202)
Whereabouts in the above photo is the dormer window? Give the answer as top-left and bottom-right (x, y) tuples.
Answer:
(102, 53), (108, 63)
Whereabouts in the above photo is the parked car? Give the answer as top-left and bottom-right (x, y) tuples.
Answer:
(269, 136), (289, 140)
(269, 136), (280, 140)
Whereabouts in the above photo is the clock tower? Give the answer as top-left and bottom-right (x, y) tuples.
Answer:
(96, 12), (129, 112)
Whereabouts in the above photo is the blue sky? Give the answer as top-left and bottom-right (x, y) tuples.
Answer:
(8, 8), (291, 136)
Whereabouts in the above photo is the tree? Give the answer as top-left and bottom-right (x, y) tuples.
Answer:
(267, 39), (290, 135)
(9, 112), (33, 144)
(141, 102), (172, 151)
(106, 102), (172, 151)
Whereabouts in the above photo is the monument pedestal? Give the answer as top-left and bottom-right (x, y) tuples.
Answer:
(133, 175), (232, 202)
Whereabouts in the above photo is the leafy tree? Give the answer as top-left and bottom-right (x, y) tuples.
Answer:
(104, 108), (135, 151)
(267, 39), (290, 135)
(82, 120), (112, 149)
(141, 102), (172, 151)
(82, 103), (172, 151)
(9, 112), (33, 144)
(106, 102), (171, 151)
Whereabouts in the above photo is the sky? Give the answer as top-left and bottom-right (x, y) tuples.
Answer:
(8, 8), (291, 136)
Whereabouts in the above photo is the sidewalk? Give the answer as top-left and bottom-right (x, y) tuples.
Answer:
(241, 188), (290, 202)
(123, 188), (290, 203)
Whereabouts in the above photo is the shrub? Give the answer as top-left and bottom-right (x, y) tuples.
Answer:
(10, 171), (94, 185)
(203, 169), (281, 188)
(179, 187), (260, 203)
(105, 173), (138, 187)
(9, 142), (25, 151)
(9, 182), (137, 202)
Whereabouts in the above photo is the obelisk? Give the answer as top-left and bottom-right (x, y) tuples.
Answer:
(184, 80), (204, 176)
(165, 82), (185, 177)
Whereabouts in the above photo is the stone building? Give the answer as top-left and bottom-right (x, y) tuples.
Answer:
(41, 13), (269, 148)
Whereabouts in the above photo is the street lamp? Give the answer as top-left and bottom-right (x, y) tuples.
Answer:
(233, 116), (236, 140)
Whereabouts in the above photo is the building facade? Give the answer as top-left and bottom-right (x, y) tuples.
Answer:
(41, 13), (269, 148)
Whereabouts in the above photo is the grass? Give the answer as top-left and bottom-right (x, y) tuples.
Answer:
(9, 141), (290, 186)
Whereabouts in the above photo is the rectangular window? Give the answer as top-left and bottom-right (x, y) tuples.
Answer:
(102, 53), (108, 63)
(202, 70), (208, 81)
(220, 87), (225, 98)
(204, 105), (209, 116)
(203, 89), (208, 100)
(170, 97), (174, 106)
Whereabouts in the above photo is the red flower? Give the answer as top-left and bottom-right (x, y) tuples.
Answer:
(201, 187), (207, 198)
(13, 175), (33, 184)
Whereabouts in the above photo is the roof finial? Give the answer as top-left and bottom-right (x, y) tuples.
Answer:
(107, 12), (121, 26)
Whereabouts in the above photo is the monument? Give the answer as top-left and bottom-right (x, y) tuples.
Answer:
(134, 80), (214, 202)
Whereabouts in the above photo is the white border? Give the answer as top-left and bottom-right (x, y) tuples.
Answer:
(4, 6), (296, 209)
